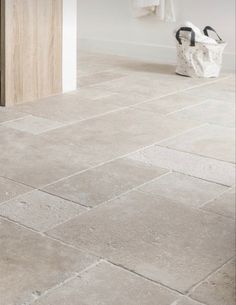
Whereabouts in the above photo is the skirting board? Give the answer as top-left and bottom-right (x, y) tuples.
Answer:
(78, 38), (235, 72)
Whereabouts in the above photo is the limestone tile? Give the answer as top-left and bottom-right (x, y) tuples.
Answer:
(16, 94), (121, 124)
(184, 80), (235, 103)
(0, 126), (90, 187)
(95, 92), (148, 107)
(0, 177), (32, 204)
(127, 146), (235, 186)
(168, 99), (235, 128)
(0, 190), (87, 232)
(139, 172), (228, 208)
(160, 124), (235, 163)
(48, 191), (235, 293)
(134, 93), (206, 115)
(44, 158), (168, 207)
(0, 107), (27, 123)
(190, 260), (236, 305)
(175, 297), (206, 305)
(78, 71), (127, 87)
(0, 219), (97, 305)
(2, 115), (63, 135)
(41, 108), (199, 166)
(33, 261), (179, 305)
(202, 188), (235, 219)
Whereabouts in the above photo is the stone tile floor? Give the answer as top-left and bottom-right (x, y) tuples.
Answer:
(0, 51), (235, 305)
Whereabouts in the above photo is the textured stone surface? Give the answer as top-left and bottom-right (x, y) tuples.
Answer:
(0, 219), (97, 305)
(0, 190), (87, 232)
(139, 172), (228, 207)
(191, 260), (236, 305)
(33, 261), (180, 305)
(48, 191), (235, 293)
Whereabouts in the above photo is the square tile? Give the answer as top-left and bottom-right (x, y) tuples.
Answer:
(127, 145), (235, 186)
(44, 158), (168, 207)
(48, 190), (235, 293)
(160, 124), (235, 163)
(33, 261), (179, 305)
(190, 260), (236, 305)
(0, 190), (87, 232)
(0, 219), (97, 305)
(134, 93), (206, 115)
(0, 176), (32, 204)
(2, 115), (63, 135)
(202, 188), (235, 219)
(168, 99), (235, 128)
(139, 172), (228, 208)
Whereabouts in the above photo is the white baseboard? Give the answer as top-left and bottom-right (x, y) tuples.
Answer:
(79, 38), (235, 72)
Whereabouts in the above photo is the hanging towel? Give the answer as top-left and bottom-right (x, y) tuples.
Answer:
(132, 0), (176, 22)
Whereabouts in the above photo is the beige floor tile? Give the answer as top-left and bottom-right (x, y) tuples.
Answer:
(0, 107), (27, 123)
(160, 124), (235, 163)
(175, 297), (206, 305)
(0, 190), (87, 232)
(44, 158), (168, 207)
(95, 92), (148, 107)
(139, 172), (228, 208)
(190, 260), (236, 305)
(0, 177), (32, 204)
(202, 188), (235, 219)
(78, 71), (127, 87)
(134, 93), (206, 115)
(0, 219), (97, 305)
(33, 261), (179, 305)
(127, 145), (235, 186)
(48, 190), (235, 293)
(168, 99), (235, 128)
(16, 94), (121, 124)
(0, 126), (90, 187)
(2, 115), (63, 135)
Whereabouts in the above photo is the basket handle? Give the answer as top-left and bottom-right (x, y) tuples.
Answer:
(203, 26), (222, 41)
(176, 27), (196, 47)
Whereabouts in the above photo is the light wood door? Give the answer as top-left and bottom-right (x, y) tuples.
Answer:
(1, 0), (62, 106)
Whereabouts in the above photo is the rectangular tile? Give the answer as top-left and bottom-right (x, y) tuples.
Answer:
(0, 190), (87, 232)
(139, 172), (228, 208)
(160, 124), (235, 163)
(201, 188), (235, 219)
(78, 71), (126, 87)
(127, 145), (235, 186)
(190, 260), (236, 305)
(0, 176), (32, 204)
(2, 115), (63, 135)
(167, 99), (235, 128)
(44, 158), (168, 207)
(0, 107), (27, 123)
(48, 190), (235, 293)
(0, 219), (97, 305)
(33, 261), (179, 305)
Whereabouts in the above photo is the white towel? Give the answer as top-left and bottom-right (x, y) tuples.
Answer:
(132, 0), (175, 22)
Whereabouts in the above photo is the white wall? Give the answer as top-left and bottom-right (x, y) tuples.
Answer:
(78, 0), (235, 70)
(63, 0), (77, 92)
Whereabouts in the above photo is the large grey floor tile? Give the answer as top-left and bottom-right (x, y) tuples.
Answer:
(202, 188), (235, 219)
(2, 115), (63, 135)
(78, 70), (126, 87)
(94, 92), (148, 107)
(0, 107), (27, 123)
(139, 172), (228, 208)
(127, 146), (235, 186)
(44, 158), (168, 207)
(48, 190), (235, 293)
(0, 219), (97, 305)
(0, 176), (32, 204)
(190, 260), (236, 305)
(16, 93), (121, 124)
(0, 126), (90, 187)
(0, 190), (87, 232)
(160, 124), (235, 163)
(33, 261), (179, 305)
(134, 93), (206, 115)
(175, 297), (206, 305)
(168, 99), (235, 128)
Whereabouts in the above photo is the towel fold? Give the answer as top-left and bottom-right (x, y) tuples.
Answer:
(132, 0), (175, 22)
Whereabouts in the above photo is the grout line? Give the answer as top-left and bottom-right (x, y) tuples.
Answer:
(186, 257), (235, 296)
